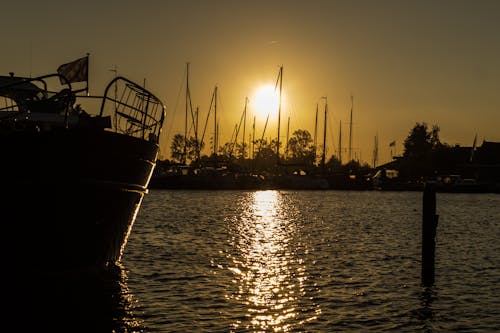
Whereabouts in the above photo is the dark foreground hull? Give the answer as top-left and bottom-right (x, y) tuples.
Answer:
(1, 128), (158, 271)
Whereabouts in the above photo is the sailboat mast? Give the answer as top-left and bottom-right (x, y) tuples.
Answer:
(276, 66), (283, 167)
(348, 95), (353, 162)
(195, 106), (200, 164)
(214, 86), (218, 168)
(314, 104), (318, 165)
(242, 97), (248, 159)
(183, 62), (189, 164)
(285, 116), (290, 159)
(258, 114), (270, 158)
(338, 120), (342, 164)
(373, 133), (379, 168)
(321, 96), (327, 173)
(200, 87), (215, 157)
(252, 116), (256, 160)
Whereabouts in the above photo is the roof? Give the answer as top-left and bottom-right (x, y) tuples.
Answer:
(475, 141), (500, 164)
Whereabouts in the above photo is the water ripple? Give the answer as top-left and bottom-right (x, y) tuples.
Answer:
(123, 190), (500, 332)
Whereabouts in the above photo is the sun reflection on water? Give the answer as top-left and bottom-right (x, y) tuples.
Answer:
(225, 190), (319, 331)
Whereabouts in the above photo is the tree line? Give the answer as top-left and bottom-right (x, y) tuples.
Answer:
(162, 128), (371, 176)
(161, 122), (462, 180)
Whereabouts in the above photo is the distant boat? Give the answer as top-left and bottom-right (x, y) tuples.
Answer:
(0, 63), (165, 272)
(150, 165), (267, 190)
(372, 169), (423, 191)
(435, 175), (494, 193)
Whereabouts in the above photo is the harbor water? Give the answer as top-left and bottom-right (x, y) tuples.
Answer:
(120, 190), (499, 332)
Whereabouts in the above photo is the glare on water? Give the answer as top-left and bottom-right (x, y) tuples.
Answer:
(224, 190), (319, 331)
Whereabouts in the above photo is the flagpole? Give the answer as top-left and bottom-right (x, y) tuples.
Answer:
(86, 53), (90, 96)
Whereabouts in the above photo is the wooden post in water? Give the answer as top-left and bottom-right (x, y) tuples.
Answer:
(422, 182), (439, 286)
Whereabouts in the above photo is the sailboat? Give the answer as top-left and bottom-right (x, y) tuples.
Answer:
(269, 66), (329, 190)
(324, 95), (372, 190)
(150, 67), (264, 190)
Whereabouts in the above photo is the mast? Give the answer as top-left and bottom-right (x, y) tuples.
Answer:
(182, 62), (196, 165)
(249, 133), (252, 163)
(214, 86), (218, 168)
(348, 95), (353, 162)
(373, 133), (379, 168)
(257, 114), (270, 158)
(314, 104), (318, 165)
(285, 116), (290, 160)
(195, 106), (200, 164)
(275, 66), (283, 167)
(110, 65), (118, 129)
(183, 63), (189, 165)
(338, 120), (342, 164)
(231, 99), (248, 159)
(252, 115), (256, 160)
(242, 97), (248, 160)
(200, 86), (215, 161)
(229, 123), (238, 158)
(321, 96), (327, 173)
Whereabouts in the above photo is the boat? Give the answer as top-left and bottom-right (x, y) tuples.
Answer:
(150, 165), (268, 190)
(372, 169), (424, 191)
(0, 59), (165, 272)
(435, 175), (495, 193)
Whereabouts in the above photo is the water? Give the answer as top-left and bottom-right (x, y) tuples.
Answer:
(119, 190), (500, 332)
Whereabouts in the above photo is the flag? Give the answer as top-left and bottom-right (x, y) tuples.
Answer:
(57, 56), (88, 84)
(470, 133), (477, 162)
(389, 140), (396, 147)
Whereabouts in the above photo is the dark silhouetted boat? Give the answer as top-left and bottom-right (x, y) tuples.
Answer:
(0, 61), (165, 272)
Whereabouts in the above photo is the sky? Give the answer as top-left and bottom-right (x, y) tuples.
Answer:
(2, 0), (499, 164)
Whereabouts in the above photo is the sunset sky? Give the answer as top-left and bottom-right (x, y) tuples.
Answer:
(2, 0), (499, 164)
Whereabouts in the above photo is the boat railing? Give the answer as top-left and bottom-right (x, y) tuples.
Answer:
(0, 73), (72, 113)
(98, 76), (165, 144)
(1, 73), (166, 144)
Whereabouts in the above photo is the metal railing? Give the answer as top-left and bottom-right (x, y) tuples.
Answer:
(0, 74), (166, 144)
(99, 77), (165, 144)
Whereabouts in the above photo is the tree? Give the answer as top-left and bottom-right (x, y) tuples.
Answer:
(220, 142), (235, 159)
(253, 138), (277, 172)
(170, 134), (186, 163)
(287, 129), (315, 164)
(233, 142), (248, 160)
(401, 123), (442, 179)
(403, 123), (441, 159)
(170, 134), (204, 164)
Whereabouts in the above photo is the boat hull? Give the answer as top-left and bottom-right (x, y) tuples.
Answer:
(0, 128), (158, 271)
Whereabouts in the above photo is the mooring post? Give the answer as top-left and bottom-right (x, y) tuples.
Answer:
(422, 182), (439, 286)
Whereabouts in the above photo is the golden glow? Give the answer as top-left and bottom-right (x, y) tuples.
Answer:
(226, 190), (319, 331)
(251, 84), (282, 120)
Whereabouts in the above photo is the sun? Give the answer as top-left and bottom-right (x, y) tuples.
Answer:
(251, 84), (281, 120)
